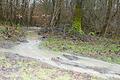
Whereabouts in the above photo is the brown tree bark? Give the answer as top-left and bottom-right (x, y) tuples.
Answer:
(29, 0), (36, 25)
(101, 0), (113, 36)
(0, 0), (3, 19)
(50, 0), (63, 31)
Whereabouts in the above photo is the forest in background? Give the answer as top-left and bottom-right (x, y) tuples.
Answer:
(0, 0), (120, 40)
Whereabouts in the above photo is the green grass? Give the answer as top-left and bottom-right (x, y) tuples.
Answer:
(98, 56), (120, 64)
(41, 37), (120, 64)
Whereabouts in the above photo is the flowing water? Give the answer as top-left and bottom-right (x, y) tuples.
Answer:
(0, 28), (120, 80)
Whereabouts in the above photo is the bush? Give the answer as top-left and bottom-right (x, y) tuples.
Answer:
(0, 24), (24, 40)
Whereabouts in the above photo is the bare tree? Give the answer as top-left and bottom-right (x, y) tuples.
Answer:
(101, 0), (113, 36)
(50, 0), (63, 29)
(29, 0), (36, 25)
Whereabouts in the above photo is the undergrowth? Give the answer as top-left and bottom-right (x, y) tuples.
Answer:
(41, 36), (120, 64)
(0, 20), (24, 41)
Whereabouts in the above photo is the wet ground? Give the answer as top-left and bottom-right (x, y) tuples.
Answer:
(0, 52), (95, 80)
(0, 27), (120, 80)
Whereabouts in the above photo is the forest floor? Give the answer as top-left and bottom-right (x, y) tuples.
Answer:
(0, 26), (120, 80)
(0, 27), (98, 80)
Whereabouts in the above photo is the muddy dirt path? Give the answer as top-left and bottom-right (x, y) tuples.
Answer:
(0, 28), (120, 80)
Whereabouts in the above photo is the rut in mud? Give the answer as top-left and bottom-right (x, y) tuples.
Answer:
(0, 28), (120, 80)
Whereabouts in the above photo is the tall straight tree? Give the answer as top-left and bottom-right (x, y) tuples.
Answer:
(101, 0), (113, 36)
(71, 0), (84, 34)
(0, 0), (3, 19)
(50, 0), (63, 30)
(29, 0), (36, 25)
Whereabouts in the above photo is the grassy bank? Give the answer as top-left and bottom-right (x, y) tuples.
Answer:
(0, 52), (104, 80)
(41, 36), (120, 64)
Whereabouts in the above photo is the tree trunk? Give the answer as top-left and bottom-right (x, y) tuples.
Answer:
(50, 0), (63, 31)
(72, 0), (83, 34)
(29, 0), (36, 25)
(0, 0), (3, 19)
(101, 0), (113, 36)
